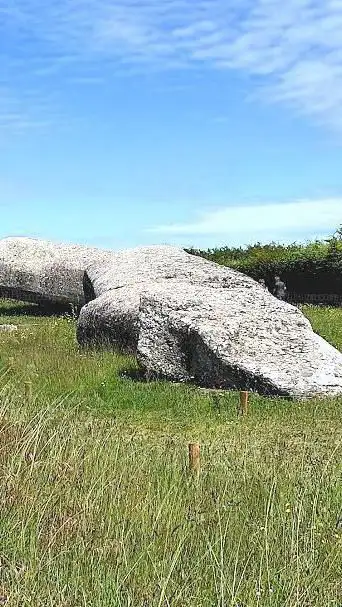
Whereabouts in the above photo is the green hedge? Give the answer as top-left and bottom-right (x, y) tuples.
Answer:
(187, 239), (342, 294)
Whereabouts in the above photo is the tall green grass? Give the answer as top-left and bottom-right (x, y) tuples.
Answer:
(0, 300), (341, 606)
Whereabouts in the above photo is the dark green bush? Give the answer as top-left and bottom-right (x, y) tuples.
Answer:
(187, 238), (342, 294)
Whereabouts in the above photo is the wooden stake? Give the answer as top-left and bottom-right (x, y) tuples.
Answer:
(189, 443), (200, 476)
(24, 381), (32, 402)
(238, 391), (249, 416)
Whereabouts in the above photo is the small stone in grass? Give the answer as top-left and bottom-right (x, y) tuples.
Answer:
(0, 324), (18, 332)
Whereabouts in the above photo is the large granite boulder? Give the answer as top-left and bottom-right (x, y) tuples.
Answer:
(137, 283), (342, 398)
(0, 237), (114, 306)
(77, 246), (342, 398)
(77, 245), (254, 349)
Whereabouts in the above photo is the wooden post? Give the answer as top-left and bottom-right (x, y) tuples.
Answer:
(24, 381), (32, 402)
(238, 391), (249, 416)
(189, 443), (200, 476)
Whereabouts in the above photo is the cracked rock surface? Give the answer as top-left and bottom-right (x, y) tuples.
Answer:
(137, 282), (342, 398)
(0, 237), (114, 306)
(77, 245), (342, 398)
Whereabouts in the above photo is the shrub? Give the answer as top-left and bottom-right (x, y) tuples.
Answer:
(187, 238), (342, 294)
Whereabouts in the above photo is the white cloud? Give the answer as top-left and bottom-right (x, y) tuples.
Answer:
(3, 0), (342, 128)
(149, 199), (342, 244)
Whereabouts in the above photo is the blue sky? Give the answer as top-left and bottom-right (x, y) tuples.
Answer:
(1, 0), (342, 250)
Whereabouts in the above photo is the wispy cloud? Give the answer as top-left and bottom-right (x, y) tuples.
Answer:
(0, 88), (52, 137)
(2, 1), (342, 128)
(149, 198), (342, 244)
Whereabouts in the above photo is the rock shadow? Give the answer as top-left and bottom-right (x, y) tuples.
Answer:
(119, 368), (158, 383)
(0, 301), (74, 318)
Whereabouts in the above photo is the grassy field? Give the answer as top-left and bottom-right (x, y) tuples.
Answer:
(0, 299), (341, 607)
